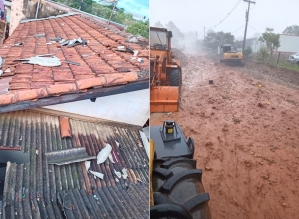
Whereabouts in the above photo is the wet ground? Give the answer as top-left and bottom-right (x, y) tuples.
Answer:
(151, 54), (299, 219)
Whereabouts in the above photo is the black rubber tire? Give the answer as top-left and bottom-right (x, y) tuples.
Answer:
(169, 68), (181, 87)
(150, 158), (211, 219)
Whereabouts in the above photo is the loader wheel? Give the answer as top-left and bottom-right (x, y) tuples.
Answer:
(169, 68), (181, 87)
(150, 158), (211, 219)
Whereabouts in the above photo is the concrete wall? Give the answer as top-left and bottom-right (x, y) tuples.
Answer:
(10, 0), (65, 36)
(251, 40), (266, 53)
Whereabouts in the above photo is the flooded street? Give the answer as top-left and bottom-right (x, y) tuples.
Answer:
(151, 54), (299, 219)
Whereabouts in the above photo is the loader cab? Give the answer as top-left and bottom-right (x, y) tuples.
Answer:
(221, 44), (233, 54)
(150, 27), (172, 51)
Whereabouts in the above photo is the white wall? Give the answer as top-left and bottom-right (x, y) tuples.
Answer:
(251, 40), (266, 53)
(277, 34), (299, 53)
(43, 89), (149, 127)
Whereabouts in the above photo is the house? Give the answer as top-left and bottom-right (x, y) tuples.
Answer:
(0, 2), (149, 218)
(276, 34), (299, 53)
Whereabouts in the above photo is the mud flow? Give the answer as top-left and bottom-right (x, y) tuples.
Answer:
(151, 54), (299, 219)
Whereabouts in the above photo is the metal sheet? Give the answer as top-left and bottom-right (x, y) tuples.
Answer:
(150, 86), (179, 112)
(44, 89), (150, 127)
(45, 147), (96, 165)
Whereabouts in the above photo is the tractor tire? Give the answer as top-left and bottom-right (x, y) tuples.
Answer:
(169, 68), (181, 87)
(150, 158), (211, 219)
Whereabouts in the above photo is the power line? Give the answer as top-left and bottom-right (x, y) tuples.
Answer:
(208, 0), (242, 29)
(231, 23), (245, 33)
(248, 24), (260, 33)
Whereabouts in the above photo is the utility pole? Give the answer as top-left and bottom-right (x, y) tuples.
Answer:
(108, 0), (118, 25)
(242, 0), (255, 51)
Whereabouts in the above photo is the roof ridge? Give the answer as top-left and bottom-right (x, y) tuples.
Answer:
(20, 12), (79, 23)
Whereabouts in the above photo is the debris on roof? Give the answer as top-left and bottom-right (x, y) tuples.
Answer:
(0, 110), (149, 218)
(45, 147), (96, 165)
(89, 170), (104, 179)
(97, 143), (112, 164)
(14, 55), (61, 67)
(0, 14), (149, 109)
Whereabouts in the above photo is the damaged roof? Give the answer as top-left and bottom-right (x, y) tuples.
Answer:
(0, 110), (149, 218)
(0, 13), (149, 112)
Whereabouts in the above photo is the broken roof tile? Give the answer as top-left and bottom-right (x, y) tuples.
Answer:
(0, 14), (149, 107)
(60, 116), (72, 138)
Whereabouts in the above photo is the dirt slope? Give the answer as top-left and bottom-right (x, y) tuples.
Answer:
(151, 55), (299, 219)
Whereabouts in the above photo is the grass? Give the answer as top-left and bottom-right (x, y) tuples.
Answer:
(271, 60), (299, 72)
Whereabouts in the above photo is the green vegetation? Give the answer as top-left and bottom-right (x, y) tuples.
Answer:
(126, 20), (149, 39)
(283, 25), (299, 36)
(256, 46), (269, 63)
(52, 0), (149, 38)
(259, 28), (280, 53)
(242, 46), (252, 58)
(204, 31), (234, 52)
(272, 61), (299, 72)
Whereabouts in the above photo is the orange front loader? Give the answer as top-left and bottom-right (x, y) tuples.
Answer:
(150, 27), (182, 113)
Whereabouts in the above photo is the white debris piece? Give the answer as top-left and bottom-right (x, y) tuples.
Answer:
(133, 50), (139, 57)
(0, 70), (3, 76)
(97, 143), (112, 164)
(114, 169), (122, 178)
(139, 130), (149, 159)
(18, 56), (61, 67)
(116, 46), (126, 51)
(115, 178), (119, 182)
(115, 140), (120, 147)
(108, 153), (115, 163)
(85, 161), (91, 172)
(0, 56), (2, 65)
(127, 36), (139, 43)
(89, 170), (104, 179)
(122, 168), (128, 179)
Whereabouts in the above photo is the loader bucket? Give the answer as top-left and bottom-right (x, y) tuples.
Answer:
(150, 86), (179, 112)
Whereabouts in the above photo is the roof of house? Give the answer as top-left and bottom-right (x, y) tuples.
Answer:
(0, 13), (149, 112)
(0, 110), (149, 218)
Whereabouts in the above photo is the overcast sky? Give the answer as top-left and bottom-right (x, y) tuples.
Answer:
(150, 0), (297, 40)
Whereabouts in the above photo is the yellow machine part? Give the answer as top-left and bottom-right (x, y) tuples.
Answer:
(150, 139), (155, 207)
(150, 86), (179, 112)
(223, 52), (243, 60)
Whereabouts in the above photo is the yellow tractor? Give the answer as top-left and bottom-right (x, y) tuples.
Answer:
(220, 44), (244, 66)
(150, 27), (182, 113)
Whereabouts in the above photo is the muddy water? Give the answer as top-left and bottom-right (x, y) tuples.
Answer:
(151, 55), (299, 219)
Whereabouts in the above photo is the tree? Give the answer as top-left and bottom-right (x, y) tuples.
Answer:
(154, 21), (163, 28)
(126, 20), (149, 39)
(164, 21), (185, 48)
(283, 25), (299, 35)
(259, 28), (280, 53)
(165, 21), (184, 39)
(256, 46), (269, 63)
(204, 31), (234, 51)
(243, 46), (252, 58)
